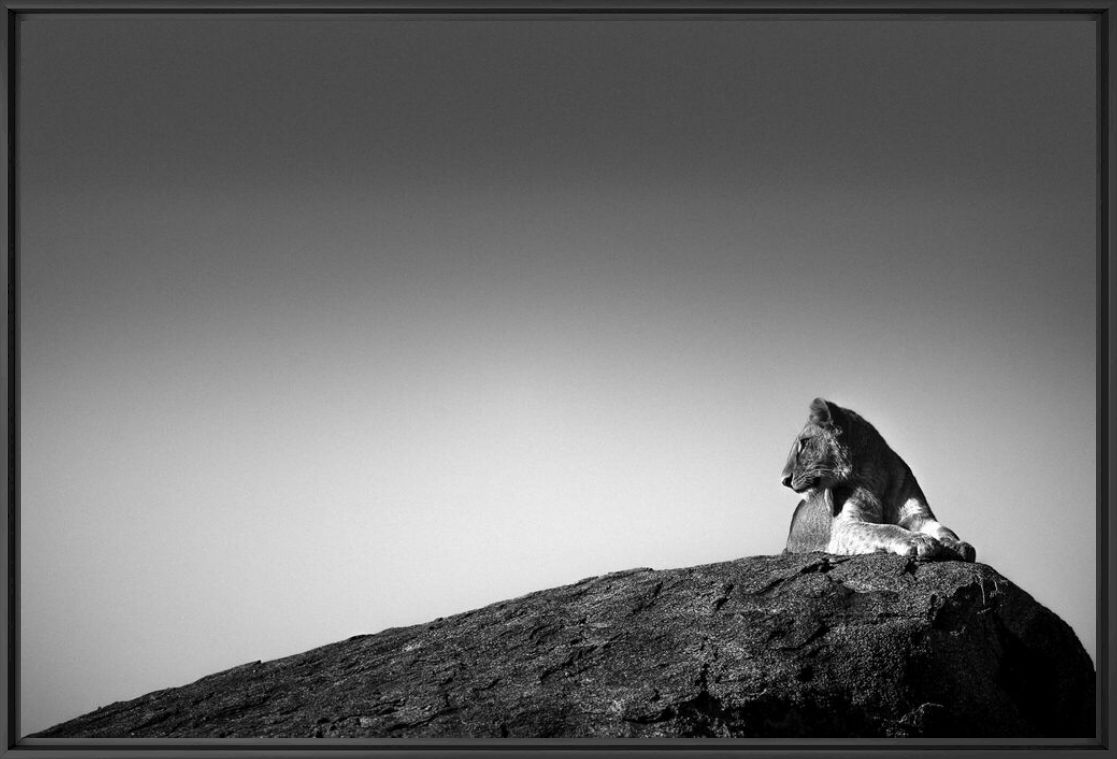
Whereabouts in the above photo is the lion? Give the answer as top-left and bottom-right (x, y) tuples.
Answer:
(781, 397), (975, 562)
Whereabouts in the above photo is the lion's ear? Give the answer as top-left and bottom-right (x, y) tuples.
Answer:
(809, 397), (834, 425)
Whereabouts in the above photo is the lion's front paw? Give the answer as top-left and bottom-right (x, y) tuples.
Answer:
(894, 534), (942, 561)
(938, 537), (976, 562)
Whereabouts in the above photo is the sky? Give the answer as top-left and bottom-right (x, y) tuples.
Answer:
(16, 14), (1097, 736)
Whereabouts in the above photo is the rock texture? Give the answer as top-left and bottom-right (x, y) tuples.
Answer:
(36, 553), (1094, 739)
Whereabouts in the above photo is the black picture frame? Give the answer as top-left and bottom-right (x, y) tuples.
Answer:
(1, 2), (1112, 757)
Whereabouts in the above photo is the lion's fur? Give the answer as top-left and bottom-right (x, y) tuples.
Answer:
(784, 495), (832, 554)
(781, 398), (975, 562)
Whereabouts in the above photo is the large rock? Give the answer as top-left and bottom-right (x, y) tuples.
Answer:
(35, 553), (1094, 738)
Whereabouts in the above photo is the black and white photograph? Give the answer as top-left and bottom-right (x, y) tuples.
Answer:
(2, 2), (1108, 750)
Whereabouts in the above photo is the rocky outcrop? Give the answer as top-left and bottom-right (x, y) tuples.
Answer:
(35, 553), (1094, 738)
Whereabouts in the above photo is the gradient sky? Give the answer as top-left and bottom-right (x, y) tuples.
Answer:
(17, 15), (1097, 736)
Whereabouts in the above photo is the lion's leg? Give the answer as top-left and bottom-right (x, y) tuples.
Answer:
(827, 518), (940, 560)
(898, 499), (976, 562)
(785, 497), (832, 553)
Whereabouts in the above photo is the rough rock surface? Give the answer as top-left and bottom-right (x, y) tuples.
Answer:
(35, 553), (1094, 738)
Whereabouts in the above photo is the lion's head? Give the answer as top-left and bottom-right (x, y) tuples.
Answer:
(780, 397), (855, 493)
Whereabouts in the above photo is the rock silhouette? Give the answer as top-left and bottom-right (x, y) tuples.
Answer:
(35, 553), (1094, 738)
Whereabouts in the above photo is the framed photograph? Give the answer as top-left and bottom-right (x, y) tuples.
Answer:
(2, 1), (1111, 757)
